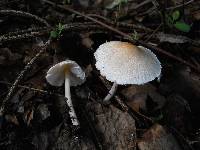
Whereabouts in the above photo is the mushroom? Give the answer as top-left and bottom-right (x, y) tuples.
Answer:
(94, 41), (161, 104)
(46, 60), (85, 126)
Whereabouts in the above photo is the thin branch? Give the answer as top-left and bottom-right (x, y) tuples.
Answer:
(85, 14), (152, 31)
(1, 27), (48, 37)
(0, 29), (49, 42)
(166, 0), (194, 10)
(144, 23), (162, 42)
(0, 81), (64, 97)
(0, 22), (103, 43)
(0, 9), (50, 27)
(42, 0), (200, 73)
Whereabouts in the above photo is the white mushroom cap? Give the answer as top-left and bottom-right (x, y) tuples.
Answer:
(46, 60), (85, 86)
(94, 41), (161, 85)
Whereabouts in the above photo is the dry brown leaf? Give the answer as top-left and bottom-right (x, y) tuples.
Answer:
(5, 114), (19, 125)
(24, 109), (34, 126)
(138, 124), (182, 150)
(121, 84), (166, 111)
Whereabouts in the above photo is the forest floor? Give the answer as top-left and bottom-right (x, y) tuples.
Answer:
(0, 0), (200, 150)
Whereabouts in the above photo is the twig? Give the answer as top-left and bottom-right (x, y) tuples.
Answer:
(0, 22), (103, 43)
(0, 28), (49, 42)
(86, 14), (152, 31)
(42, 0), (200, 73)
(1, 27), (48, 37)
(170, 126), (195, 150)
(190, 57), (200, 68)
(0, 39), (51, 115)
(144, 23), (162, 42)
(0, 22), (139, 43)
(128, 107), (154, 124)
(0, 10), (50, 27)
(166, 0), (194, 10)
(0, 81), (64, 97)
(132, 0), (152, 9)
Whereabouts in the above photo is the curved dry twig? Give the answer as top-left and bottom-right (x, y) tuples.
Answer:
(0, 27), (49, 42)
(83, 14), (152, 31)
(0, 9), (50, 27)
(0, 22), (113, 43)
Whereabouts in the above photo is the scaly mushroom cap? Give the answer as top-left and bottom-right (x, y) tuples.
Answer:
(46, 60), (85, 86)
(94, 41), (161, 85)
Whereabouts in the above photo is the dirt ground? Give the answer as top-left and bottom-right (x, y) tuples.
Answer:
(0, 0), (200, 150)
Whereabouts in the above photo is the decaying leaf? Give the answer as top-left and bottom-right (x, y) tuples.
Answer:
(126, 93), (147, 112)
(5, 114), (19, 125)
(24, 109), (34, 125)
(80, 33), (94, 49)
(163, 94), (192, 134)
(121, 84), (166, 112)
(138, 124), (182, 150)
(192, 10), (200, 20)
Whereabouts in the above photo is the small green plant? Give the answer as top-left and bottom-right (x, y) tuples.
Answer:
(131, 30), (139, 40)
(165, 10), (191, 32)
(50, 23), (64, 39)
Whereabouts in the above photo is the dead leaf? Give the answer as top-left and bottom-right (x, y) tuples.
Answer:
(24, 109), (34, 126)
(5, 114), (19, 125)
(121, 84), (166, 111)
(81, 33), (94, 49)
(126, 93), (147, 112)
(163, 94), (192, 134)
(138, 124), (182, 150)
(85, 64), (93, 77)
(193, 10), (200, 20)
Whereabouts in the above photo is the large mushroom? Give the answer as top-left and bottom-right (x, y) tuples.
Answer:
(94, 41), (161, 104)
(46, 60), (85, 126)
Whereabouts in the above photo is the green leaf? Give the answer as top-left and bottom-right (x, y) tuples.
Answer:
(58, 23), (63, 31)
(50, 31), (58, 38)
(58, 23), (64, 35)
(131, 30), (138, 40)
(172, 10), (180, 22)
(174, 21), (191, 32)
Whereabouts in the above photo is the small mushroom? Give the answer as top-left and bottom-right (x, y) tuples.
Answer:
(46, 60), (85, 126)
(94, 41), (161, 104)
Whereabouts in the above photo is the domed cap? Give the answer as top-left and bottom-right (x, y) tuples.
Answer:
(46, 60), (85, 86)
(94, 41), (161, 85)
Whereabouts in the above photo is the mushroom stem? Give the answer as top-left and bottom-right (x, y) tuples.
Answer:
(65, 73), (79, 126)
(103, 82), (118, 104)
